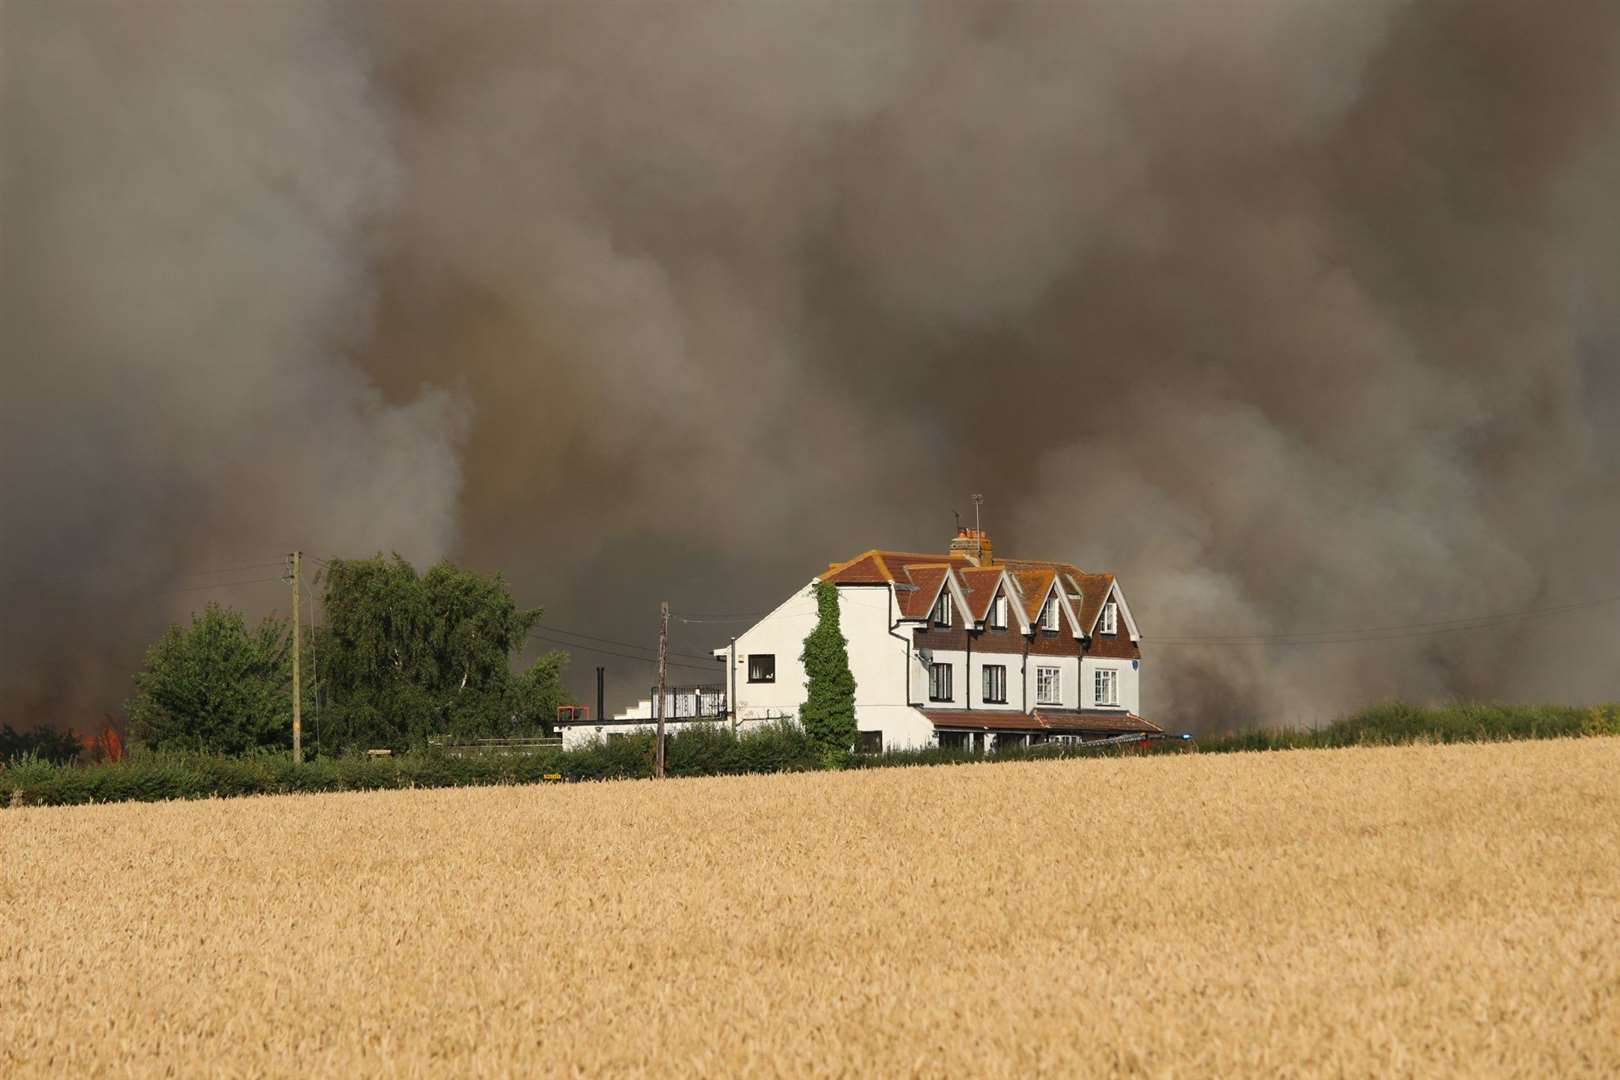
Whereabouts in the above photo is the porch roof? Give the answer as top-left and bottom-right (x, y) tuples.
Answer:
(921, 708), (1161, 735)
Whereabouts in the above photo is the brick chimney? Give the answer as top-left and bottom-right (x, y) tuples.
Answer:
(949, 528), (993, 566)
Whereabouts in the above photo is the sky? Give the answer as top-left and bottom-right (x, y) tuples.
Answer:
(5, 0), (1620, 731)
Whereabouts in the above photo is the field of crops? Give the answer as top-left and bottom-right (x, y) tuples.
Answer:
(4, 738), (1618, 1076)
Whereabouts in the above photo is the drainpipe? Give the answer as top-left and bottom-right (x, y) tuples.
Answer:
(1022, 635), (1029, 715)
(965, 619), (972, 712)
(886, 586), (913, 705)
(729, 637), (738, 734)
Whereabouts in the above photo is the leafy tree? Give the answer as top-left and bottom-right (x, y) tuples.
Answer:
(318, 555), (568, 750)
(0, 724), (84, 765)
(127, 603), (293, 754)
(800, 581), (857, 761)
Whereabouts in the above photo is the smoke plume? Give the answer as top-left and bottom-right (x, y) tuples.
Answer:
(5, 0), (1620, 731)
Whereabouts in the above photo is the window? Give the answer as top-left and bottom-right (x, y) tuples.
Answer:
(1042, 599), (1061, 632)
(982, 664), (1007, 704)
(991, 595), (1008, 630)
(1100, 601), (1118, 635)
(747, 654), (775, 683)
(1036, 665), (1061, 705)
(1095, 668), (1119, 707)
(933, 590), (953, 627)
(929, 662), (953, 702)
(937, 731), (970, 751)
(856, 730), (883, 754)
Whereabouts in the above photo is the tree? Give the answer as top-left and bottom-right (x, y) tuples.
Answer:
(0, 724), (85, 765)
(127, 603), (293, 754)
(800, 580), (857, 760)
(318, 555), (568, 750)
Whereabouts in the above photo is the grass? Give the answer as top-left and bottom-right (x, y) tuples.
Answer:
(2, 738), (1616, 1075)
(4, 702), (1618, 808)
(1195, 700), (1620, 752)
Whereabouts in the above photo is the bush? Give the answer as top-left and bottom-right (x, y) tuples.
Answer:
(4, 703), (1615, 809)
(1195, 701), (1620, 753)
(0, 720), (821, 807)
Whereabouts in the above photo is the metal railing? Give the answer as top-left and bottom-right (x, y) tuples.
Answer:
(645, 684), (728, 720)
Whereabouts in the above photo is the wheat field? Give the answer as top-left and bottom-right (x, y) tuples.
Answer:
(2, 739), (1618, 1077)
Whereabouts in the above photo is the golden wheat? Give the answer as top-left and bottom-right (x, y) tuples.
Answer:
(2, 738), (1618, 1077)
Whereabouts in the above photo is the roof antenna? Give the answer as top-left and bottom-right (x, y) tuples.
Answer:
(971, 493), (984, 559)
(953, 509), (961, 533)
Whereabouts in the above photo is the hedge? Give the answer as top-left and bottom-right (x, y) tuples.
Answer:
(4, 704), (1617, 808)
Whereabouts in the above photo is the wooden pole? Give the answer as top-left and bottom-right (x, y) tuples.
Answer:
(291, 550), (303, 764)
(655, 601), (669, 779)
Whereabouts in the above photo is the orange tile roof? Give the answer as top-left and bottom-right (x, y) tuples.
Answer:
(816, 547), (1122, 634)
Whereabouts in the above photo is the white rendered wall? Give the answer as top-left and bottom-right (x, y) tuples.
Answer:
(724, 582), (907, 724)
(1079, 656), (1141, 713)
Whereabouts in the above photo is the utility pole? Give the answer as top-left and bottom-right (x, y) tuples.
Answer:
(290, 550), (303, 764)
(655, 601), (669, 779)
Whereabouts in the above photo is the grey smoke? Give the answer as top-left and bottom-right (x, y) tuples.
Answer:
(4, 0), (1619, 731)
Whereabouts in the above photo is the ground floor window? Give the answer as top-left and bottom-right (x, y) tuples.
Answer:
(1094, 668), (1118, 706)
(982, 664), (1007, 704)
(929, 662), (953, 702)
(1036, 665), (1062, 705)
(856, 730), (883, 754)
(995, 733), (1026, 752)
(748, 654), (776, 683)
(937, 730), (969, 750)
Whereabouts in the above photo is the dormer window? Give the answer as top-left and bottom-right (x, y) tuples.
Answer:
(991, 595), (1008, 630)
(1041, 599), (1061, 632)
(933, 591), (953, 627)
(1099, 601), (1118, 635)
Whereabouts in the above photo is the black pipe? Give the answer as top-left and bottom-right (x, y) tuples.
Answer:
(596, 666), (605, 725)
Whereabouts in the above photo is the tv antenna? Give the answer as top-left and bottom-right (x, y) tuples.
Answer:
(970, 494), (984, 557)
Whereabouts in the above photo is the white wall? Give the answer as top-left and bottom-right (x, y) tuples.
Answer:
(725, 582), (910, 723)
(1079, 656), (1141, 713)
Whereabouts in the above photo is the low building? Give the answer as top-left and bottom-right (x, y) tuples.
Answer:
(560, 529), (1155, 752)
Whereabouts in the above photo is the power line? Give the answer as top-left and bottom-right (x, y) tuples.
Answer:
(534, 623), (715, 663)
(1144, 592), (1620, 646)
(158, 576), (286, 596)
(529, 633), (718, 674)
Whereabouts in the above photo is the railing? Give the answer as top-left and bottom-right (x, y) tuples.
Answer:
(645, 684), (728, 720)
(443, 735), (564, 757)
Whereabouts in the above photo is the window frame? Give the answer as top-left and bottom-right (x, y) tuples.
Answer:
(1099, 600), (1118, 636)
(991, 594), (1008, 631)
(1094, 667), (1119, 707)
(1041, 598), (1061, 633)
(933, 590), (953, 627)
(982, 664), (1008, 704)
(855, 730), (883, 755)
(928, 661), (954, 702)
(1035, 664), (1062, 706)
(747, 654), (776, 684)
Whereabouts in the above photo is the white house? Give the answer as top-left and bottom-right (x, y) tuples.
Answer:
(559, 529), (1156, 751)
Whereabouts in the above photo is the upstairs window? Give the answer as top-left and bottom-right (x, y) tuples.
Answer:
(991, 595), (1008, 630)
(1094, 668), (1118, 707)
(928, 662), (953, 702)
(747, 654), (775, 683)
(933, 591), (953, 627)
(1041, 599), (1061, 632)
(1036, 665), (1062, 705)
(1099, 601), (1118, 635)
(982, 664), (1007, 704)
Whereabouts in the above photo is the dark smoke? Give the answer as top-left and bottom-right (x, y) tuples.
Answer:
(5, 1), (1620, 732)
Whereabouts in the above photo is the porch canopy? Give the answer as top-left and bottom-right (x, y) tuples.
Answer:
(921, 708), (1161, 737)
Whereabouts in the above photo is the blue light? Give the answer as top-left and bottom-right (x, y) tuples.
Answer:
(1180, 733), (1192, 740)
